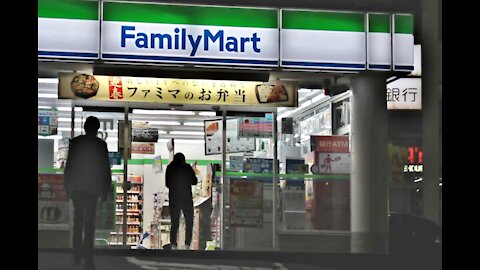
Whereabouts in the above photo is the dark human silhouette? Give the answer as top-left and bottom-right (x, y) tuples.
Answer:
(165, 152), (198, 250)
(64, 116), (111, 269)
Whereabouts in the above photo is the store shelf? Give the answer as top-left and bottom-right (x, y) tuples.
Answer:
(116, 222), (141, 225)
(116, 212), (141, 216)
(109, 243), (137, 246)
(115, 191), (141, 194)
(116, 200), (143, 203)
(110, 232), (141, 235)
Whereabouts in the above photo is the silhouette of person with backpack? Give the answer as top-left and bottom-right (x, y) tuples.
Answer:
(166, 152), (197, 250)
(64, 116), (111, 269)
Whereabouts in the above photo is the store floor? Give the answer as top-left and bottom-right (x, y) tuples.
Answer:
(38, 249), (440, 270)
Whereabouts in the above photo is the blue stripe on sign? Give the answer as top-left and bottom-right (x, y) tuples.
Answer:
(281, 61), (365, 69)
(394, 65), (414, 71)
(38, 51), (99, 58)
(368, 64), (391, 70)
(102, 54), (279, 66)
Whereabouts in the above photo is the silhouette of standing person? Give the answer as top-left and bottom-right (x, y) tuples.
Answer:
(166, 152), (197, 250)
(64, 116), (111, 269)
(323, 154), (333, 172)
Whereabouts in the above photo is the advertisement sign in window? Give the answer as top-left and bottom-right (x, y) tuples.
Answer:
(230, 180), (263, 227)
(59, 73), (297, 108)
(38, 173), (69, 224)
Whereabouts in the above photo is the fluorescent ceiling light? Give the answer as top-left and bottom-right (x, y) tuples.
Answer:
(132, 109), (195, 115)
(157, 130), (167, 134)
(170, 131), (204, 136)
(148, 121), (180, 126)
(58, 127), (82, 132)
(312, 93), (326, 103)
(38, 93), (58, 98)
(38, 78), (58, 84)
(198, 112), (216, 116)
(58, 107), (83, 112)
(414, 178), (423, 183)
(57, 127), (119, 133)
(58, 118), (83, 122)
(183, 122), (204, 126)
(38, 106), (53, 109)
(157, 139), (171, 143)
(277, 110), (292, 119)
(38, 135), (62, 140)
(174, 139), (205, 144)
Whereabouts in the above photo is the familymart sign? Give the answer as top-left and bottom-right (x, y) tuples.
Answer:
(38, 0), (414, 72)
(101, 2), (279, 66)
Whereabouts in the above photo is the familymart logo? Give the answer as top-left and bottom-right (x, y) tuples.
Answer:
(121, 26), (262, 57)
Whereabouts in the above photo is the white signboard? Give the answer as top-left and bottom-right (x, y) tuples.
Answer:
(101, 2), (279, 67)
(387, 78), (421, 110)
(281, 10), (366, 70)
(38, 0), (99, 59)
(317, 153), (351, 174)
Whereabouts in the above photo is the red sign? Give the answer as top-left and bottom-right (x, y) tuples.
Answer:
(131, 143), (155, 154)
(407, 146), (423, 164)
(108, 76), (124, 100)
(310, 135), (349, 153)
(38, 174), (67, 201)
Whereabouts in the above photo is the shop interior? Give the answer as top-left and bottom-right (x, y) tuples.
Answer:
(38, 62), (425, 252)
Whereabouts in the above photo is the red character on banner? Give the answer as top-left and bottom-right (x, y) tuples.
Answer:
(109, 77), (124, 100)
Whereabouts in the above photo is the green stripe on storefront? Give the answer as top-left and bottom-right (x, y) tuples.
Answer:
(38, 167), (349, 180)
(394, 15), (414, 34)
(103, 2), (278, 28)
(369, 14), (390, 33)
(127, 159), (221, 165)
(282, 10), (364, 32)
(38, 0), (98, 20)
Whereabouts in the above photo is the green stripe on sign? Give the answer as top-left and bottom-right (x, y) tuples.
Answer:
(394, 14), (414, 34)
(282, 10), (364, 32)
(38, 0), (98, 20)
(369, 14), (390, 33)
(103, 2), (277, 28)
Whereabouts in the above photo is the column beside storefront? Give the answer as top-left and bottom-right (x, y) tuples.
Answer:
(350, 73), (389, 254)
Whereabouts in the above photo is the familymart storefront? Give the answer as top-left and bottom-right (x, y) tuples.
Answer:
(38, 0), (414, 254)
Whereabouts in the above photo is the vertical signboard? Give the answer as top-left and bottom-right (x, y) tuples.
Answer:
(38, 0), (100, 59)
(367, 13), (392, 70)
(101, 2), (279, 67)
(393, 14), (414, 71)
(281, 9), (366, 70)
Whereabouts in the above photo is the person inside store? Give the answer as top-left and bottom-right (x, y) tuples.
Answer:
(64, 116), (112, 269)
(165, 152), (198, 250)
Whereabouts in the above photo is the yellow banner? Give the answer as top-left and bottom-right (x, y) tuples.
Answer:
(58, 73), (297, 107)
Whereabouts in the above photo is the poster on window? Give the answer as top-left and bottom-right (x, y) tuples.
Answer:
(38, 108), (58, 136)
(229, 180), (263, 227)
(238, 113), (273, 138)
(317, 153), (351, 174)
(204, 119), (255, 155)
(38, 173), (69, 224)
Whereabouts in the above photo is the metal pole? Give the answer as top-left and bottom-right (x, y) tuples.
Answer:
(122, 105), (129, 246)
(272, 110), (278, 250)
(220, 110), (227, 249)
